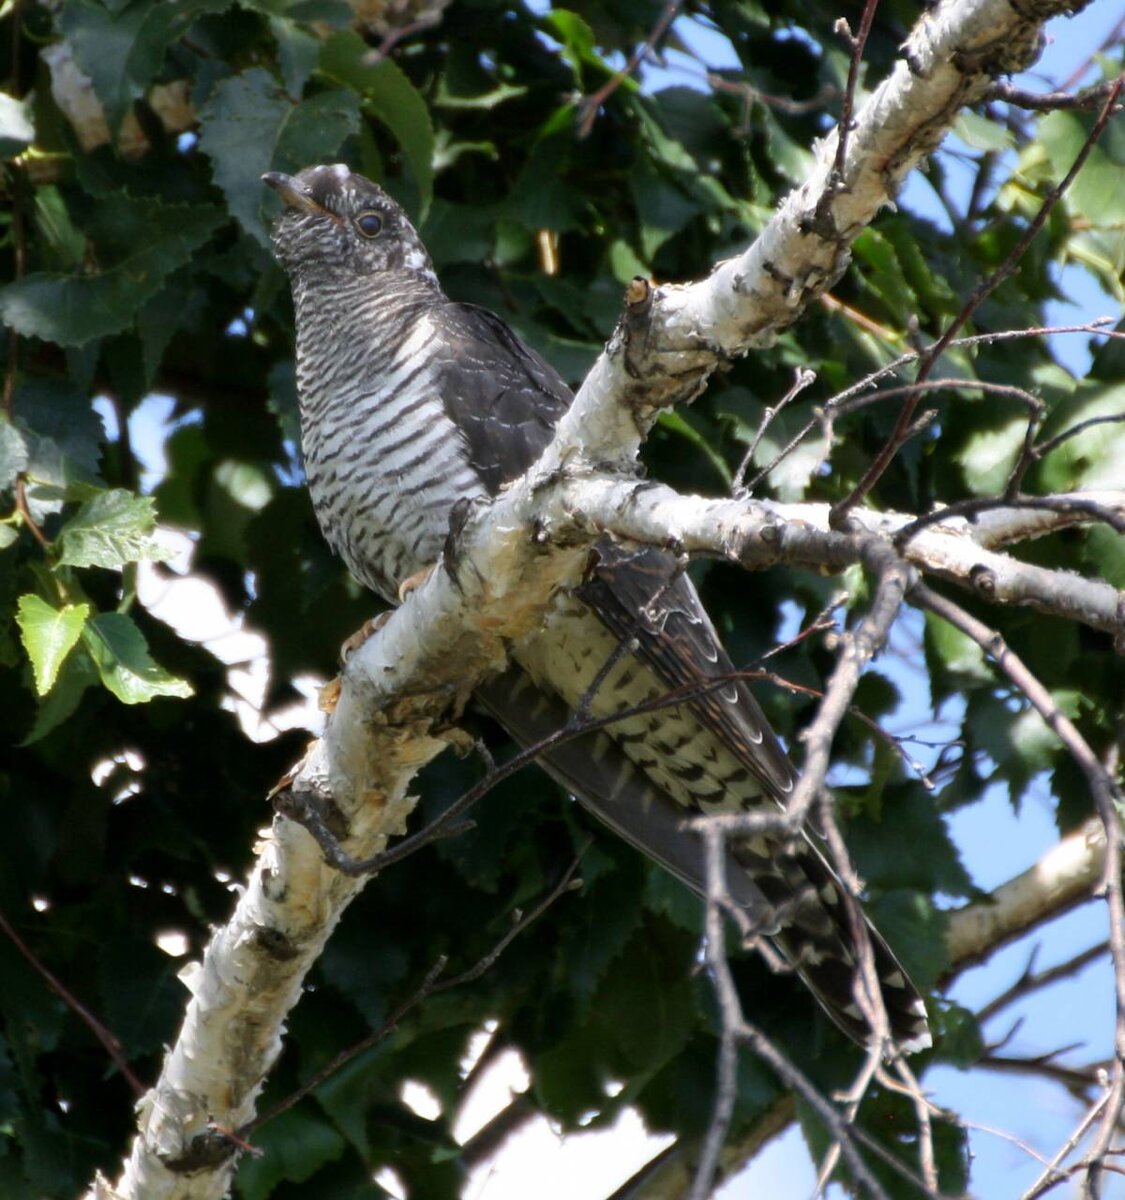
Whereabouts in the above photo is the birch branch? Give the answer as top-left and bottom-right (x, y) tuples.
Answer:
(552, 480), (1125, 640)
(946, 817), (1110, 969)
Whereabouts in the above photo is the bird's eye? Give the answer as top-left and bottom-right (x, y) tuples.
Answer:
(355, 211), (383, 238)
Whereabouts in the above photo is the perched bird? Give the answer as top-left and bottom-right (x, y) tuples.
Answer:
(264, 163), (931, 1053)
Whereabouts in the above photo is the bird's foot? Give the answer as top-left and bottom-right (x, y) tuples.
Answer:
(319, 613), (394, 713)
(339, 612), (392, 663)
(397, 562), (436, 602)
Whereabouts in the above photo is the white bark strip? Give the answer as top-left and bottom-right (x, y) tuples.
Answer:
(551, 480), (1125, 638)
(946, 818), (1109, 967)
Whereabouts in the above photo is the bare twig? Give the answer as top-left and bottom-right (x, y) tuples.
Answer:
(831, 78), (1123, 524)
(575, 0), (682, 138)
(245, 847), (585, 1135)
(977, 942), (1110, 1026)
(0, 908), (146, 1097)
(1022, 1092), (1111, 1200)
(1060, 18), (1125, 91)
(896, 494), (1125, 547)
(708, 72), (836, 121)
(744, 321), (1117, 494)
(991, 79), (1125, 113)
(784, 551), (914, 830)
(689, 828), (744, 1200)
(913, 583), (1125, 1195)
(732, 367), (816, 496)
(831, 0), (881, 182)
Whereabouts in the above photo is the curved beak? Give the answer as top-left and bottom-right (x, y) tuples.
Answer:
(262, 172), (324, 215)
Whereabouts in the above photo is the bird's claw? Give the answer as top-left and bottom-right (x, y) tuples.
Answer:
(397, 563), (436, 602)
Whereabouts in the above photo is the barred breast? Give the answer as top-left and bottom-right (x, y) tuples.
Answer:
(291, 274), (485, 604)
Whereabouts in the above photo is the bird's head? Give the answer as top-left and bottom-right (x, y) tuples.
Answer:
(263, 163), (436, 284)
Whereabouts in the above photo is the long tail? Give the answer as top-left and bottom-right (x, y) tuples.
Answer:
(477, 669), (931, 1053)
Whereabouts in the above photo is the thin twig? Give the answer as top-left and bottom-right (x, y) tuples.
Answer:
(0, 908), (147, 1096)
(831, 0), (881, 182)
(575, 0), (682, 138)
(708, 72), (836, 119)
(783, 552), (914, 830)
(913, 582), (1125, 1195)
(831, 79), (1123, 525)
(977, 942), (1110, 1026)
(732, 367), (816, 496)
(744, 321), (1117, 494)
(991, 79), (1125, 113)
(1060, 18), (1125, 91)
(689, 827), (742, 1200)
(896, 494), (1125, 547)
(244, 846), (586, 1135)
(1022, 1092), (1112, 1200)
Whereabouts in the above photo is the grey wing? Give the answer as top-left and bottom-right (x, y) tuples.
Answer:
(576, 541), (799, 801)
(430, 301), (573, 495)
(474, 668), (780, 923)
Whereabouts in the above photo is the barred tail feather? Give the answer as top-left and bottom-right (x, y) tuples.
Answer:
(477, 669), (932, 1054)
(744, 841), (932, 1052)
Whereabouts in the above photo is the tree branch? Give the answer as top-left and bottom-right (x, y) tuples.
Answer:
(85, 0), (1097, 1191)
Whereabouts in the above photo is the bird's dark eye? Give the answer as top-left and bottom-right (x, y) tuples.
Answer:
(355, 211), (383, 238)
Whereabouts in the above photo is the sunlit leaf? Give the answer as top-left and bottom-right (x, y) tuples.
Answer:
(57, 489), (177, 570)
(82, 612), (193, 703)
(15, 595), (91, 695)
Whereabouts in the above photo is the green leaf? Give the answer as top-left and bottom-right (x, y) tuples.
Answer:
(1037, 383), (1125, 492)
(848, 783), (976, 900)
(82, 612), (193, 704)
(0, 93), (34, 158)
(953, 111), (1015, 154)
(936, 1002), (984, 1068)
(56, 490), (176, 570)
(656, 410), (732, 488)
(269, 14), (322, 98)
(272, 88), (362, 178)
(98, 938), (186, 1057)
(546, 10), (601, 85)
(199, 68), (292, 246)
(853, 227), (918, 320)
(0, 418), (29, 492)
(1040, 109), (1125, 227)
(631, 156), (702, 260)
(21, 648), (100, 743)
(236, 1108), (347, 1200)
(923, 609), (991, 705)
(32, 187), (86, 270)
(319, 31), (434, 218)
(0, 203), (224, 347)
(956, 415), (1027, 496)
(739, 402), (828, 500)
(15, 595), (91, 695)
(60, 0), (231, 132)
(12, 380), (106, 522)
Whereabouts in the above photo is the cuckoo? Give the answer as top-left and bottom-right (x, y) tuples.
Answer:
(264, 163), (931, 1053)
